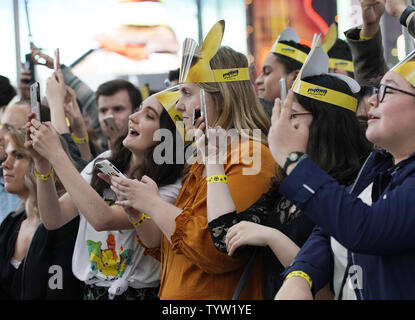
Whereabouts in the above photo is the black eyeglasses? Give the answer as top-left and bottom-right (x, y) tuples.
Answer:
(370, 84), (415, 103)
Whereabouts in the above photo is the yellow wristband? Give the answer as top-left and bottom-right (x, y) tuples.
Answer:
(132, 213), (151, 226)
(206, 175), (228, 185)
(359, 34), (372, 41)
(285, 270), (312, 289)
(72, 133), (89, 144)
(33, 167), (54, 181)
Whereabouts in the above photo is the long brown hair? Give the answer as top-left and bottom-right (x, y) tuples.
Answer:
(89, 107), (184, 197)
(182, 46), (271, 181)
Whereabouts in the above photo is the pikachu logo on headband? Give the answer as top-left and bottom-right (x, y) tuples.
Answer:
(179, 20), (250, 83)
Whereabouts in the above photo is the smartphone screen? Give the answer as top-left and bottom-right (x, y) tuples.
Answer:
(30, 82), (41, 121)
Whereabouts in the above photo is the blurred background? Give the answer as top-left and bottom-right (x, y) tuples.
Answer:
(2, 0), (413, 94)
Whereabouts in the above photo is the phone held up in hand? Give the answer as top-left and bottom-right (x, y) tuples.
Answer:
(30, 82), (41, 122)
(95, 159), (126, 179)
(103, 115), (117, 132)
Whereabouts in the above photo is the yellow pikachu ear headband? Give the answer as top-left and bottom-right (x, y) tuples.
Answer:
(322, 23), (354, 73)
(292, 34), (360, 113)
(390, 49), (415, 86)
(270, 27), (310, 65)
(179, 20), (250, 83)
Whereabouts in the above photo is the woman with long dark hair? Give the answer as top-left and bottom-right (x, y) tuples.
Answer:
(106, 21), (276, 299)
(202, 49), (373, 299)
(28, 93), (184, 300)
(274, 49), (415, 300)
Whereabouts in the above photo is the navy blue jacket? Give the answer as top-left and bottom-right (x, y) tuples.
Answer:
(280, 150), (415, 299)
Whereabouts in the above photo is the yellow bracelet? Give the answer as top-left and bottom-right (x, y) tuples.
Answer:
(72, 133), (89, 144)
(33, 167), (54, 181)
(359, 34), (372, 41)
(285, 270), (313, 289)
(132, 213), (151, 226)
(206, 175), (228, 185)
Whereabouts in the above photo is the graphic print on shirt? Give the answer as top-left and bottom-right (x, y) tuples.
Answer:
(86, 234), (134, 278)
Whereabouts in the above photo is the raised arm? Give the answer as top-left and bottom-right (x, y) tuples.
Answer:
(385, 0), (415, 38)
(29, 119), (132, 231)
(345, 0), (388, 84)
(64, 86), (93, 162)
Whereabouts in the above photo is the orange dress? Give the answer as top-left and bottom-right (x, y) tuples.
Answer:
(157, 139), (276, 299)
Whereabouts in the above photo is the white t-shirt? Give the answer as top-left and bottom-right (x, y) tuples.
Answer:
(71, 151), (182, 296)
(331, 183), (373, 300)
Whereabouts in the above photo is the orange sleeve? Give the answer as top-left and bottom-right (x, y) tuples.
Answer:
(170, 141), (276, 274)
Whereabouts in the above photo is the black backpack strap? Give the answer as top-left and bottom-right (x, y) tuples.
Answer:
(232, 248), (258, 300)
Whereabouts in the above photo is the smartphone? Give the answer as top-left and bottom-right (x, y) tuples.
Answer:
(30, 82), (41, 121)
(95, 159), (126, 178)
(54, 48), (60, 71)
(103, 115), (117, 132)
(200, 88), (209, 138)
(279, 77), (287, 104)
(24, 53), (35, 85)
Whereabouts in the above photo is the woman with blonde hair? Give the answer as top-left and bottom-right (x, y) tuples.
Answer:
(0, 128), (83, 299)
(106, 21), (276, 299)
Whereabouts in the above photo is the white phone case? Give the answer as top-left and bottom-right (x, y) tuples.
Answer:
(95, 160), (126, 178)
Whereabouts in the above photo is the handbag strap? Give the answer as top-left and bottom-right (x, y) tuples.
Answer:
(232, 248), (258, 300)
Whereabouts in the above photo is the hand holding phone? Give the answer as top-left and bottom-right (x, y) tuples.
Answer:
(30, 82), (41, 121)
(95, 159), (126, 179)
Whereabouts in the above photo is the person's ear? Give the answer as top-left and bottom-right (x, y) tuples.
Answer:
(286, 70), (300, 88)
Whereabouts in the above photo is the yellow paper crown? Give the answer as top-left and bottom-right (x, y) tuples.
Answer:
(153, 85), (184, 140)
(179, 20), (250, 83)
(390, 50), (415, 86)
(292, 34), (359, 112)
(322, 23), (354, 73)
(270, 27), (309, 64)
